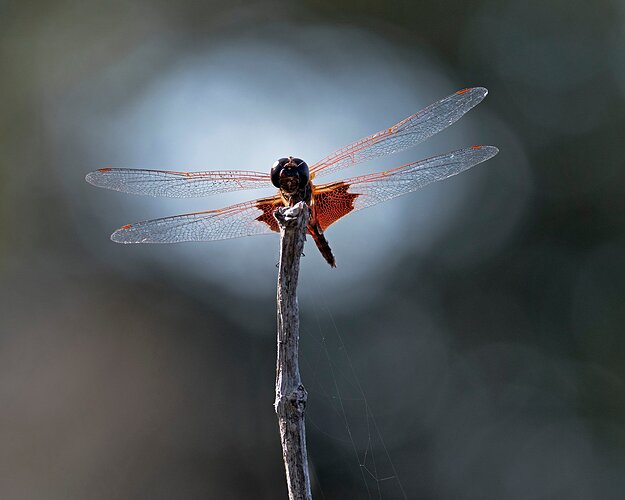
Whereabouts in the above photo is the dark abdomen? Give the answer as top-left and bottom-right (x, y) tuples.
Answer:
(308, 223), (336, 267)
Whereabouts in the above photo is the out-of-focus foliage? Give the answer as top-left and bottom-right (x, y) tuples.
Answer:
(1, 0), (624, 498)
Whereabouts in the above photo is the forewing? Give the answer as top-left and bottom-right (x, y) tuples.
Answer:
(311, 87), (488, 178)
(86, 168), (271, 198)
(111, 195), (283, 243)
(313, 145), (499, 230)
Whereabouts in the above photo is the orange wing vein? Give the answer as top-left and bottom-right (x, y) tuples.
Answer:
(86, 168), (271, 198)
(312, 145), (499, 230)
(310, 87), (488, 179)
(111, 195), (283, 243)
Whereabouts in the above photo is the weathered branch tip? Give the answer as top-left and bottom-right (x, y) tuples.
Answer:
(274, 201), (313, 500)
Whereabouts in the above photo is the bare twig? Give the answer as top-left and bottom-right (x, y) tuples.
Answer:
(274, 201), (313, 500)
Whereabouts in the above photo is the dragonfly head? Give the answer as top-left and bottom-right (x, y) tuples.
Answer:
(270, 156), (310, 195)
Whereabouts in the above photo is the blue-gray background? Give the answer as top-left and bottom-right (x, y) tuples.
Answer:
(1, 0), (624, 498)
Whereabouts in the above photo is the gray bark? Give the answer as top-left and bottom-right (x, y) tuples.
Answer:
(273, 202), (313, 500)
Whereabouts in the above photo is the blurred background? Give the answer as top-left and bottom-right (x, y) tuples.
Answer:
(1, 0), (624, 498)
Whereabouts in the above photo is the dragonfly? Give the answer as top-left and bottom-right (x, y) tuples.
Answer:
(86, 87), (498, 267)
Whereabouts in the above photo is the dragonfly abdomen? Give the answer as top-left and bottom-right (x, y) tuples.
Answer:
(308, 223), (336, 267)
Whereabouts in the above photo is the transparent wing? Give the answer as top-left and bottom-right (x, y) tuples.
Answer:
(312, 146), (499, 230)
(310, 87), (488, 178)
(86, 168), (271, 198)
(111, 195), (283, 244)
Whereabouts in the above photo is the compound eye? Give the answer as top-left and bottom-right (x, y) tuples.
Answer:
(271, 159), (289, 188)
(273, 158), (289, 169)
